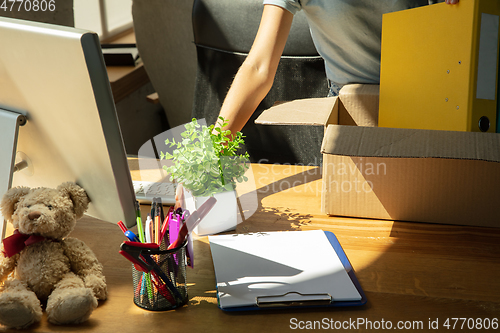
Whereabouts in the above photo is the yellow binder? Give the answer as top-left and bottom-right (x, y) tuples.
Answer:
(379, 0), (500, 132)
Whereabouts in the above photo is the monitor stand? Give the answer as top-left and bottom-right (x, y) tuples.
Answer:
(0, 108), (27, 239)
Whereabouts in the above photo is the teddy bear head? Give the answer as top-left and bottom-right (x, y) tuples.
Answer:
(0, 182), (90, 240)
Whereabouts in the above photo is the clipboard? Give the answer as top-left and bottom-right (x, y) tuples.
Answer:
(209, 230), (367, 311)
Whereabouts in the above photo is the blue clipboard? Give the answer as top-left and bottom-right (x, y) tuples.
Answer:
(210, 230), (367, 311)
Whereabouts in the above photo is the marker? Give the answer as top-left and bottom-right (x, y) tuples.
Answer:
(135, 201), (146, 243)
(154, 213), (161, 245)
(145, 214), (152, 243)
(117, 220), (128, 233)
(159, 206), (175, 245)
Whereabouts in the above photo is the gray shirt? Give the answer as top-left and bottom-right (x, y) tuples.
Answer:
(263, 0), (431, 86)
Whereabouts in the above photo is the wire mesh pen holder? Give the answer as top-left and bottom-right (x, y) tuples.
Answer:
(131, 242), (188, 311)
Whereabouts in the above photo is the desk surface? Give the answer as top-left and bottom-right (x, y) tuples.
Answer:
(5, 161), (499, 332)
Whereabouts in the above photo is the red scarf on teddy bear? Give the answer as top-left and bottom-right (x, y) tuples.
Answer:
(2, 230), (46, 258)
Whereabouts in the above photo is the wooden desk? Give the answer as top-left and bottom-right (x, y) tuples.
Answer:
(10, 162), (500, 332)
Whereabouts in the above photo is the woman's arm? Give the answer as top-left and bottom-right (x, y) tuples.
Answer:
(216, 5), (294, 136)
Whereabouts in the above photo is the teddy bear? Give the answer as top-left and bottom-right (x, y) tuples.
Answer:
(0, 182), (107, 329)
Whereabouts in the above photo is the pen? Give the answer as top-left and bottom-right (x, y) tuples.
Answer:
(158, 198), (165, 228)
(135, 274), (143, 297)
(135, 202), (154, 302)
(117, 220), (128, 233)
(135, 201), (146, 243)
(117, 221), (140, 242)
(118, 219), (153, 301)
(145, 214), (152, 243)
(154, 198), (162, 245)
(154, 213), (161, 245)
(150, 198), (156, 219)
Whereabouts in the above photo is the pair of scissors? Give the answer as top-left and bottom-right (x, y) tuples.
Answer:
(119, 241), (184, 304)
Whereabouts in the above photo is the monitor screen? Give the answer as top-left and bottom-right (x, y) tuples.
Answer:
(0, 17), (137, 230)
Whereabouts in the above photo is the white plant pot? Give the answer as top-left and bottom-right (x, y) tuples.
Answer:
(182, 189), (237, 236)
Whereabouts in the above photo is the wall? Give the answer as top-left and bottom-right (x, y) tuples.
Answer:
(0, 0), (74, 26)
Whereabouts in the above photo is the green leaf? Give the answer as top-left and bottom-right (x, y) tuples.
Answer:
(159, 117), (248, 196)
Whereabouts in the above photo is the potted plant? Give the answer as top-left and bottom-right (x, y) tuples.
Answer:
(160, 117), (249, 235)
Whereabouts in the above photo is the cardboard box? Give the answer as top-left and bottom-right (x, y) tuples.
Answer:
(321, 124), (500, 228)
(256, 88), (500, 227)
(256, 97), (338, 128)
(257, 85), (379, 129)
(338, 84), (379, 127)
(255, 97), (338, 165)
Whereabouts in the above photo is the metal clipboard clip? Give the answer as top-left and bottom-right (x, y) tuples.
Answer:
(256, 292), (332, 308)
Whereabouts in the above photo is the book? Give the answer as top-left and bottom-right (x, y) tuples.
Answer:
(101, 43), (140, 66)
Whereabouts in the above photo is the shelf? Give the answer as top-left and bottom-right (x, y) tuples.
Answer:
(104, 29), (150, 103)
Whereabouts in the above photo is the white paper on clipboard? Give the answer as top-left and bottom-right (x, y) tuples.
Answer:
(209, 230), (361, 309)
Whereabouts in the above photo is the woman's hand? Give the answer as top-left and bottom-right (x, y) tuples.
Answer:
(445, 0), (459, 4)
(174, 183), (185, 210)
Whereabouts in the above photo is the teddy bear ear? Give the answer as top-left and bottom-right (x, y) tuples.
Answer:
(57, 182), (90, 219)
(1, 186), (31, 220)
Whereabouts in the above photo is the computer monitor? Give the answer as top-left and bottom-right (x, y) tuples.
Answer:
(0, 17), (137, 234)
